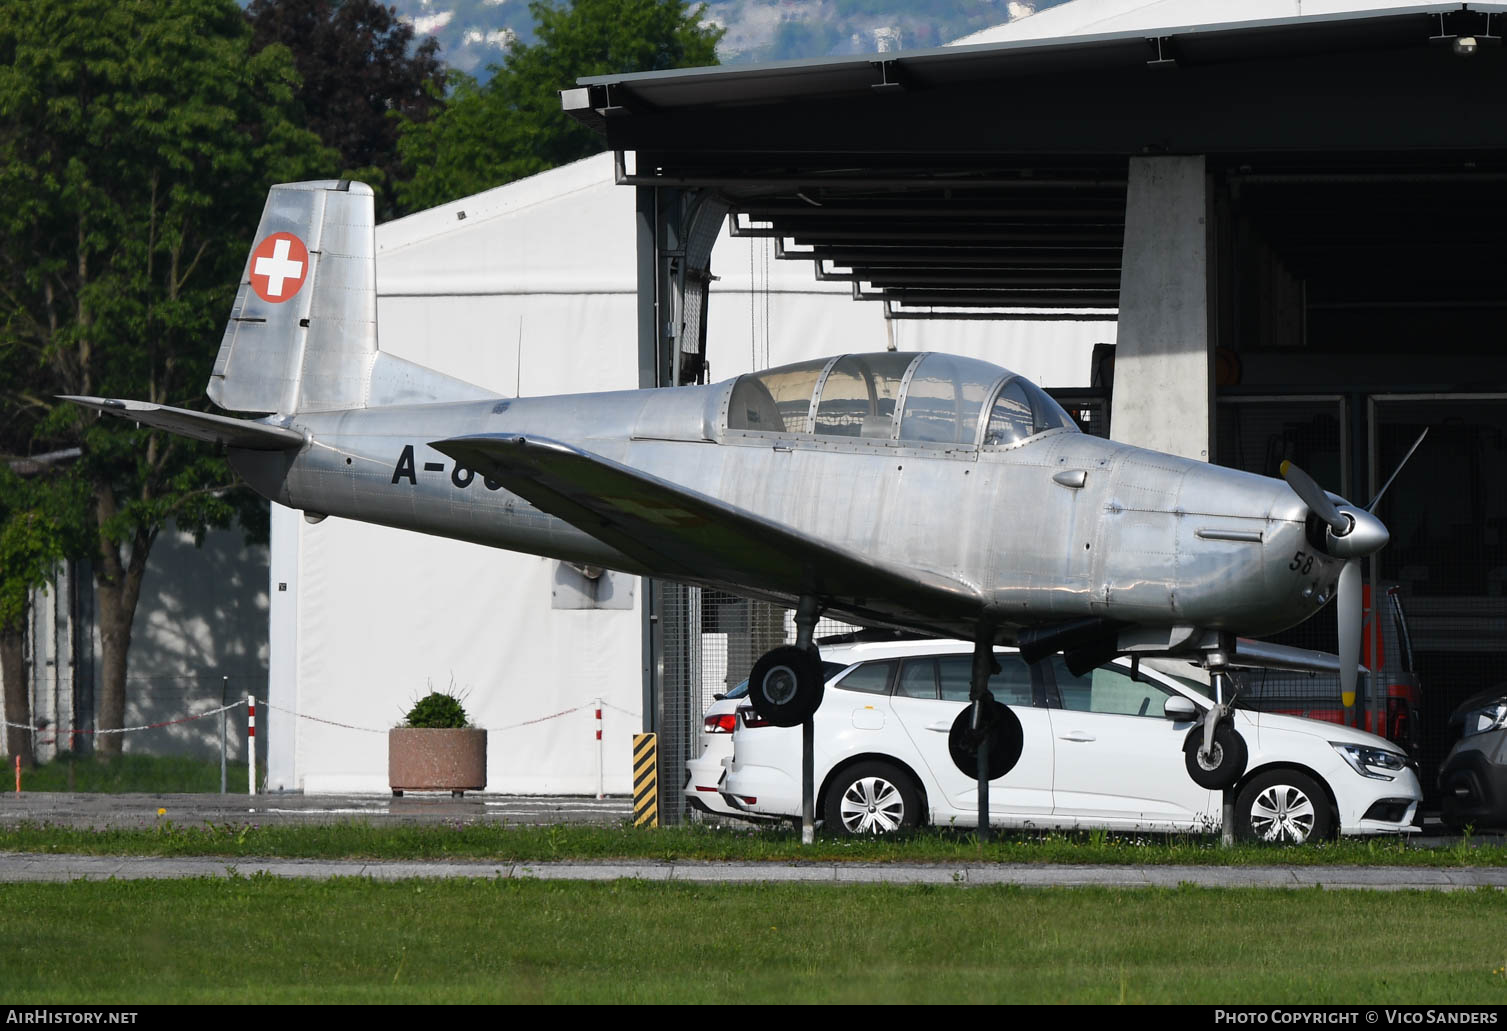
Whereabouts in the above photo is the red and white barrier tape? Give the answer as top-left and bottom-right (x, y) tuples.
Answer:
(2, 700), (244, 736)
(259, 699), (385, 734)
(4, 698), (645, 738)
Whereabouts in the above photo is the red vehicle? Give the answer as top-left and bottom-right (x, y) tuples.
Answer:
(1234, 585), (1422, 754)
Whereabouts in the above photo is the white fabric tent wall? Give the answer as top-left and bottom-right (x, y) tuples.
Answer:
(954, 0), (1453, 46)
(267, 151), (1114, 794)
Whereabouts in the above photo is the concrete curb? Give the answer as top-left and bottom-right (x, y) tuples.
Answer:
(2, 852), (1505, 890)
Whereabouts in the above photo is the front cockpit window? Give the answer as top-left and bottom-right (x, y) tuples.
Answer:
(982, 376), (1080, 445)
(984, 379), (1035, 445)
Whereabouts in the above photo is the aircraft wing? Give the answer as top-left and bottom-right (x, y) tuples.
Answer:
(431, 433), (985, 628)
(60, 396), (304, 451)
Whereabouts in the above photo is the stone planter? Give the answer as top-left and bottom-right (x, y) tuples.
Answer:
(388, 727), (487, 797)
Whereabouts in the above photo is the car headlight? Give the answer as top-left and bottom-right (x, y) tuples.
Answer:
(1331, 742), (1408, 781)
(1459, 698), (1507, 739)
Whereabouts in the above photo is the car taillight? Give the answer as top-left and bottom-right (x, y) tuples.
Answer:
(1386, 697), (1408, 743)
(740, 708), (771, 729)
(703, 713), (737, 734)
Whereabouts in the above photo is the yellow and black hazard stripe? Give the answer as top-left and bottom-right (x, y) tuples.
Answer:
(632, 733), (657, 827)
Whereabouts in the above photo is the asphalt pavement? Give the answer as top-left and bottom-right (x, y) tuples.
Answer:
(0, 791), (632, 829)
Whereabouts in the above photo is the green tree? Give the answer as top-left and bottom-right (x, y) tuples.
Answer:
(0, 464), (89, 768)
(246, 0), (447, 220)
(396, 0), (721, 212)
(0, 0), (331, 755)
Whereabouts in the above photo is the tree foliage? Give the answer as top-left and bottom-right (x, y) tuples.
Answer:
(0, 463), (90, 767)
(0, 0), (332, 753)
(396, 0), (722, 211)
(246, 0), (446, 220)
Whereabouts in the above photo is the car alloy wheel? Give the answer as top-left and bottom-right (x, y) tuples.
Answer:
(825, 761), (920, 836)
(839, 776), (905, 834)
(1247, 782), (1317, 842)
(1234, 769), (1334, 844)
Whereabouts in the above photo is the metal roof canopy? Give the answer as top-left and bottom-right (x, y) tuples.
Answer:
(564, 4), (1507, 317)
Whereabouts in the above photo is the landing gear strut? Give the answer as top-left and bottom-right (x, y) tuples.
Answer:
(749, 596), (825, 845)
(946, 624), (1024, 842)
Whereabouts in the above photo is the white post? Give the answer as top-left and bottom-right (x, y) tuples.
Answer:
(247, 694), (256, 795)
(595, 698), (605, 800)
(220, 676), (228, 795)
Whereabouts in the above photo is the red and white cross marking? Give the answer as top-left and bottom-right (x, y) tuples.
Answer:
(249, 232), (309, 303)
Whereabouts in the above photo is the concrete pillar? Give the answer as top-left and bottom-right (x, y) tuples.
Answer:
(266, 502), (299, 791)
(1111, 155), (1215, 461)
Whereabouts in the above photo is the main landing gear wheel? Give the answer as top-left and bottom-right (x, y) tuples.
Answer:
(1183, 720), (1248, 790)
(748, 644), (824, 727)
(947, 699), (1024, 779)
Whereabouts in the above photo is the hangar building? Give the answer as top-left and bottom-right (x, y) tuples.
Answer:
(560, 0), (1507, 800)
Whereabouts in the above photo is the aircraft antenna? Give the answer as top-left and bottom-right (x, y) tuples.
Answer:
(515, 316), (524, 397)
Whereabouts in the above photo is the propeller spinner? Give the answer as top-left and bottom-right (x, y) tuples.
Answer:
(1279, 429), (1426, 710)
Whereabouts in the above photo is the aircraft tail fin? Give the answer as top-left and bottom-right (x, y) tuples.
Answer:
(209, 180), (379, 415)
(208, 181), (496, 415)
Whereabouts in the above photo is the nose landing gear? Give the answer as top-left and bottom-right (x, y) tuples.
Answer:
(1183, 662), (1248, 792)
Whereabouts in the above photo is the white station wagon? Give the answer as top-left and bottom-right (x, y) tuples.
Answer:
(724, 639), (1421, 843)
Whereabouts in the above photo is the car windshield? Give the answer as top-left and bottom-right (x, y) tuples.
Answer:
(1166, 673), (1214, 700)
(1139, 658), (1214, 700)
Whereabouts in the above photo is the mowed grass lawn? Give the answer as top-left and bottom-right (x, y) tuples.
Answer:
(5, 878), (1507, 1004)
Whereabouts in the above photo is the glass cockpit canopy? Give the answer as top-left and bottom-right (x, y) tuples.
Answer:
(725, 352), (1078, 446)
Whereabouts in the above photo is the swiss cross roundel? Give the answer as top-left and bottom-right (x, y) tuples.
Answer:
(249, 232), (309, 303)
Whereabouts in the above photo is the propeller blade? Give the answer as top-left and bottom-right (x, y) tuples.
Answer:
(1366, 427), (1429, 512)
(1280, 459), (1349, 535)
(1337, 560), (1362, 709)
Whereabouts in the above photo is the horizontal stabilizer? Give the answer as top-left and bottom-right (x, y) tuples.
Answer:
(431, 433), (984, 629)
(60, 396), (304, 451)
(1231, 637), (1369, 677)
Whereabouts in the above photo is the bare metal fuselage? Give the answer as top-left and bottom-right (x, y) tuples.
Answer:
(232, 377), (1338, 642)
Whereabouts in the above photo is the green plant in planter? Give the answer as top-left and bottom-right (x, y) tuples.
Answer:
(402, 691), (471, 729)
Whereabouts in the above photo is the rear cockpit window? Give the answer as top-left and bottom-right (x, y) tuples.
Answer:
(727, 357), (828, 433)
(812, 353), (915, 439)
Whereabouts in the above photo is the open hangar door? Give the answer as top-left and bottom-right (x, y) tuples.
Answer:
(1210, 164), (1507, 803)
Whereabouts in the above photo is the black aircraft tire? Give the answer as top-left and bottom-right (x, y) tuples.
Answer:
(1183, 721), (1249, 790)
(947, 699), (1024, 780)
(747, 645), (824, 727)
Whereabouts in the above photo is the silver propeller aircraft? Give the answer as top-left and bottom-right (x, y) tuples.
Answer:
(64, 180), (1408, 795)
